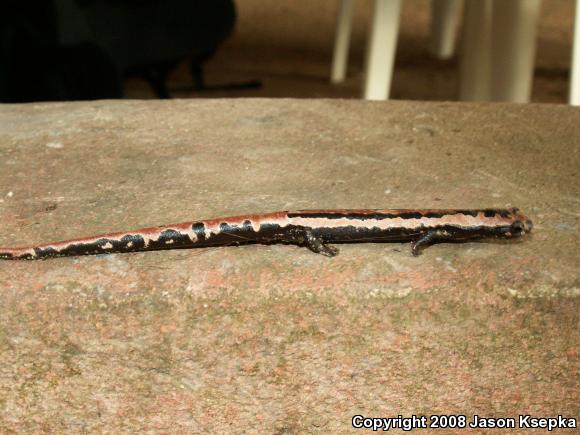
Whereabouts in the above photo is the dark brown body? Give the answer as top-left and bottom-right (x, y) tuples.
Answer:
(0, 208), (533, 260)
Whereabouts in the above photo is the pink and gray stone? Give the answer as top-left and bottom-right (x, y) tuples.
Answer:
(0, 99), (577, 432)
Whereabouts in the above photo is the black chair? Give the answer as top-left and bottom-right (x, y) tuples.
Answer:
(0, 0), (257, 101)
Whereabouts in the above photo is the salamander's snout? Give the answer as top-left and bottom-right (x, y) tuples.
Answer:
(507, 208), (533, 237)
(510, 217), (533, 237)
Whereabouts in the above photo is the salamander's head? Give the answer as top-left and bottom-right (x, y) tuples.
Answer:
(504, 207), (533, 237)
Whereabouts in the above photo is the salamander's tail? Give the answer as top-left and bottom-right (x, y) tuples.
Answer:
(0, 247), (37, 260)
(0, 221), (204, 260)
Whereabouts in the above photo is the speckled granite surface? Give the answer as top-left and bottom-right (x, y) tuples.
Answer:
(0, 99), (578, 432)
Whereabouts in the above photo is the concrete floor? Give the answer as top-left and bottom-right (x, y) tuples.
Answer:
(125, 0), (576, 103)
(0, 99), (578, 432)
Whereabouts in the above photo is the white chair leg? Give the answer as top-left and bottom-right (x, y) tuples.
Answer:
(490, 0), (541, 102)
(363, 0), (402, 100)
(430, 0), (462, 59)
(570, 0), (580, 105)
(459, 0), (493, 100)
(331, 0), (355, 84)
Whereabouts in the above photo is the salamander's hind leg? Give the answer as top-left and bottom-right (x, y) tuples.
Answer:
(411, 229), (454, 256)
(302, 228), (339, 257)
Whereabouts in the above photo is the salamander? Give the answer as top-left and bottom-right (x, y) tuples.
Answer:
(0, 208), (533, 260)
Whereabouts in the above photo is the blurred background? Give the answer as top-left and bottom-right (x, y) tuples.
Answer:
(1, 0), (577, 103)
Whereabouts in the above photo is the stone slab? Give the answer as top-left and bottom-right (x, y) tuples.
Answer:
(0, 99), (578, 432)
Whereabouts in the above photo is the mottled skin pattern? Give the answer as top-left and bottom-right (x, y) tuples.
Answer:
(0, 208), (533, 260)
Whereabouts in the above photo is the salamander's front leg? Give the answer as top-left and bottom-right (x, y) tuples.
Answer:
(411, 229), (454, 256)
